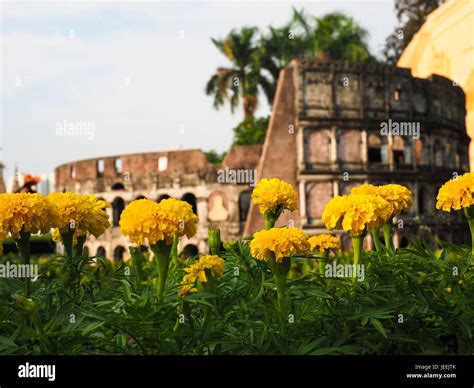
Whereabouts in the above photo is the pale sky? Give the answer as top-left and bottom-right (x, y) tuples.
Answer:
(1, 0), (397, 184)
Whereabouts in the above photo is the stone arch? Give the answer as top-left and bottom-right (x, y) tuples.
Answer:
(415, 135), (430, 165)
(393, 135), (412, 166)
(111, 182), (125, 191)
(368, 133), (386, 163)
(112, 197), (125, 227)
(433, 139), (443, 167)
(207, 191), (229, 221)
(418, 186), (431, 216)
(305, 130), (332, 165)
(182, 244), (198, 259)
(399, 236), (409, 248)
(338, 130), (362, 163)
(96, 246), (106, 258)
(157, 194), (170, 203)
(114, 246), (126, 262)
(181, 193), (197, 215)
(239, 190), (252, 222)
(306, 182), (333, 219)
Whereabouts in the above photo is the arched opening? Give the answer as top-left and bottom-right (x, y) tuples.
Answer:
(305, 130), (332, 166)
(393, 136), (411, 166)
(181, 193), (197, 215)
(112, 197), (125, 227)
(239, 190), (252, 222)
(83, 245), (90, 257)
(135, 195), (146, 200)
(368, 133), (383, 163)
(433, 140), (443, 167)
(111, 182), (125, 191)
(182, 244), (198, 259)
(208, 191), (229, 221)
(96, 159), (105, 178)
(157, 194), (170, 203)
(114, 246), (126, 262)
(399, 236), (409, 248)
(418, 187), (430, 216)
(96, 246), (106, 258)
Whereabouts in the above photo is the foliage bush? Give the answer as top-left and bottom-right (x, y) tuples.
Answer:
(0, 238), (472, 355)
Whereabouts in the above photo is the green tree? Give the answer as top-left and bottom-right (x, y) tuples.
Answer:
(232, 116), (269, 146)
(383, 0), (444, 65)
(207, 10), (373, 114)
(205, 27), (263, 120)
(205, 150), (226, 165)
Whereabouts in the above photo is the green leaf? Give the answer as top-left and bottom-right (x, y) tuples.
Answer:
(370, 318), (387, 338)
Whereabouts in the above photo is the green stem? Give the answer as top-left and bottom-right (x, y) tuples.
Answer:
(270, 255), (290, 331)
(208, 227), (221, 255)
(263, 207), (282, 230)
(467, 217), (474, 262)
(383, 222), (394, 252)
(351, 235), (364, 284)
(463, 207), (474, 262)
(317, 251), (329, 274)
(15, 230), (31, 296)
(371, 228), (383, 253)
(151, 240), (172, 303)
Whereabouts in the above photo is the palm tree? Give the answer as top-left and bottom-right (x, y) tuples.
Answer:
(311, 12), (373, 62)
(206, 10), (373, 117)
(205, 27), (263, 119)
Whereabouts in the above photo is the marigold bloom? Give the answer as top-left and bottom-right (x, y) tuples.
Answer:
(252, 178), (298, 214)
(0, 193), (60, 240)
(120, 198), (198, 245)
(436, 172), (474, 212)
(156, 198), (199, 243)
(308, 234), (340, 253)
(322, 194), (391, 236)
(179, 255), (224, 297)
(119, 199), (162, 245)
(48, 192), (110, 240)
(377, 184), (413, 217)
(250, 227), (309, 263)
(351, 183), (412, 219)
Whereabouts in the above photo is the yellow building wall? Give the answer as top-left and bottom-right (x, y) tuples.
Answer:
(398, 0), (474, 169)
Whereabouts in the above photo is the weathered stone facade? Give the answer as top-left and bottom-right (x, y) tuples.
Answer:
(244, 60), (470, 249)
(55, 146), (262, 260)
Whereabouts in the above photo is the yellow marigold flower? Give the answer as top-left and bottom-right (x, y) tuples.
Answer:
(250, 227), (310, 263)
(157, 198), (199, 243)
(252, 178), (298, 214)
(0, 193), (60, 240)
(351, 183), (412, 219)
(179, 255), (224, 297)
(351, 183), (379, 196)
(377, 184), (413, 217)
(436, 172), (474, 212)
(308, 234), (340, 253)
(322, 194), (391, 236)
(119, 199), (162, 245)
(48, 192), (110, 239)
(178, 283), (197, 297)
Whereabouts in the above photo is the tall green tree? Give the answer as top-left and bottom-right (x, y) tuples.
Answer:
(383, 0), (444, 65)
(205, 27), (263, 120)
